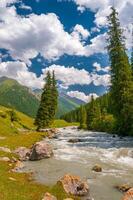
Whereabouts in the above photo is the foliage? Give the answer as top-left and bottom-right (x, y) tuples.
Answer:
(107, 7), (133, 135)
(79, 105), (87, 129)
(8, 109), (18, 122)
(35, 71), (58, 130)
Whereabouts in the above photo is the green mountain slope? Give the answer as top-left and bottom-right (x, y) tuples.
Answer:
(56, 94), (80, 118)
(0, 77), (83, 118)
(0, 105), (34, 136)
(0, 77), (39, 117)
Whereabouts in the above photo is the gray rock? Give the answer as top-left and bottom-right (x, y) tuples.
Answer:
(14, 147), (31, 161)
(29, 141), (53, 161)
(58, 174), (89, 196)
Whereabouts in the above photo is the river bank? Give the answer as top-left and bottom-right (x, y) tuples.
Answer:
(21, 127), (133, 200)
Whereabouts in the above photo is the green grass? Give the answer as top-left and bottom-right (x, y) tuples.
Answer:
(51, 119), (79, 128)
(0, 161), (79, 200)
(0, 106), (80, 200)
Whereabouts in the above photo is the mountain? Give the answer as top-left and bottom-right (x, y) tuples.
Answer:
(56, 92), (84, 118)
(0, 77), (83, 118)
(33, 89), (84, 118)
(0, 105), (34, 135)
(0, 77), (39, 117)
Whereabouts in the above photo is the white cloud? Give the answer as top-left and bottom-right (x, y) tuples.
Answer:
(71, 24), (90, 40)
(92, 73), (111, 87)
(19, 3), (32, 11)
(0, 0), (19, 7)
(0, 61), (43, 88)
(0, 62), (111, 89)
(0, 3), (109, 65)
(42, 64), (92, 88)
(64, 0), (133, 50)
(67, 90), (99, 102)
(93, 62), (110, 73)
(42, 64), (111, 88)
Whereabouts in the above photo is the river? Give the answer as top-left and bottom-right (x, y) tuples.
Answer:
(22, 127), (133, 200)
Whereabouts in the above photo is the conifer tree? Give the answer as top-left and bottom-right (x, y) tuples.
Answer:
(107, 7), (133, 135)
(87, 96), (101, 130)
(131, 25), (133, 74)
(79, 105), (87, 129)
(35, 71), (58, 130)
(51, 71), (58, 119)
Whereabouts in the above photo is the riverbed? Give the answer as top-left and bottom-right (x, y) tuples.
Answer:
(22, 127), (133, 200)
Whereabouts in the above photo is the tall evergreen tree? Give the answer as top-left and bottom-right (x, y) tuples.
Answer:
(107, 7), (133, 135)
(131, 24), (133, 74)
(87, 96), (101, 130)
(51, 71), (58, 119)
(35, 71), (58, 130)
(79, 105), (87, 129)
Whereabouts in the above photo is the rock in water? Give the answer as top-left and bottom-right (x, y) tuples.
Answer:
(68, 138), (81, 143)
(29, 141), (53, 161)
(58, 174), (89, 196)
(14, 147), (31, 161)
(115, 184), (132, 192)
(42, 193), (57, 200)
(92, 165), (102, 172)
(122, 188), (133, 200)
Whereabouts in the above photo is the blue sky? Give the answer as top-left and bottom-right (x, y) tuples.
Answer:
(0, 0), (132, 102)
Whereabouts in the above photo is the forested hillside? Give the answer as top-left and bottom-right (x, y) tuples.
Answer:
(61, 8), (133, 136)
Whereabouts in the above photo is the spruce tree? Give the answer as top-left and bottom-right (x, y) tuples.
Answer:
(51, 71), (58, 119)
(79, 105), (87, 129)
(87, 96), (101, 130)
(35, 71), (58, 130)
(107, 7), (133, 135)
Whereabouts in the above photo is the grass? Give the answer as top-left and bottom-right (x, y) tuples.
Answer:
(0, 105), (80, 200)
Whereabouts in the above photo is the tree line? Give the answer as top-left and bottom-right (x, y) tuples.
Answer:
(61, 7), (133, 136)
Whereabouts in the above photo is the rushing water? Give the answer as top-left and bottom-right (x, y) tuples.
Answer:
(22, 127), (133, 200)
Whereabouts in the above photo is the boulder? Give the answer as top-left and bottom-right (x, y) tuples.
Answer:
(92, 165), (102, 172)
(115, 184), (132, 192)
(29, 141), (53, 161)
(122, 188), (133, 200)
(68, 138), (81, 143)
(42, 193), (57, 200)
(14, 147), (31, 161)
(58, 174), (89, 196)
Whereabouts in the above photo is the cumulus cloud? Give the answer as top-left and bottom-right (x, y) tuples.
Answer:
(0, 2), (109, 65)
(0, 0), (19, 7)
(42, 64), (110, 88)
(92, 73), (111, 87)
(42, 64), (92, 88)
(71, 24), (90, 40)
(67, 90), (99, 102)
(0, 61), (111, 89)
(93, 62), (110, 73)
(68, 0), (133, 26)
(0, 61), (43, 88)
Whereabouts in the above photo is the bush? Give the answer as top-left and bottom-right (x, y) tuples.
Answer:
(0, 111), (7, 118)
(90, 114), (116, 133)
(8, 110), (19, 122)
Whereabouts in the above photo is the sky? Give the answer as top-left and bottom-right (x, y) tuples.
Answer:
(0, 0), (133, 102)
